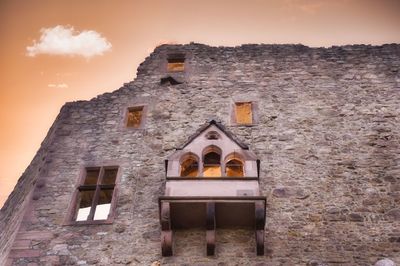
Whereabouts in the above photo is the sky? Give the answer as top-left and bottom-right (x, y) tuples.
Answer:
(0, 0), (399, 207)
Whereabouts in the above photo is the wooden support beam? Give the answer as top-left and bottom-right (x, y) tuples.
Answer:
(160, 202), (171, 231)
(206, 202), (216, 256)
(160, 202), (172, 256)
(158, 197), (267, 257)
(255, 230), (264, 256)
(255, 200), (265, 256)
(161, 231), (172, 256)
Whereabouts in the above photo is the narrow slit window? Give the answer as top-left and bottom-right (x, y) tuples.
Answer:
(127, 106), (144, 128)
(235, 102), (253, 124)
(72, 166), (118, 222)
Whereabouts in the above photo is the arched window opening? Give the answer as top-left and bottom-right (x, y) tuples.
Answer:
(203, 146), (222, 177)
(180, 154), (199, 177)
(225, 159), (244, 177)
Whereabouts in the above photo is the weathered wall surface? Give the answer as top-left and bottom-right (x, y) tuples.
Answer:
(0, 108), (63, 266)
(1, 43), (399, 266)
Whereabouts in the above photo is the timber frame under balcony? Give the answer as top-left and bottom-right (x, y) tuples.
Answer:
(159, 196), (266, 256)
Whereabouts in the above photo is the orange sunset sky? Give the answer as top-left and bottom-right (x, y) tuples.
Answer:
(0, 0), (399, 207)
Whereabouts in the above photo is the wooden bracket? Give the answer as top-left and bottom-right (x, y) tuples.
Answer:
(255, 201), (265, 255)
(206, 202), (216, 256)
(161, 202), (172, 256)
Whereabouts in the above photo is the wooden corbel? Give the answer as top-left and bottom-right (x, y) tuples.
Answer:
(161, 202), (173, 256)
(206, 202), (216, 256)
(255, 200), (265, 255)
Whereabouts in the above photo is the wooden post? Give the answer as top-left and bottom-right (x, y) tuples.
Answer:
(255, 200), (265, 256)
(160, 202), (172, 256)
(206, 202), (216, 256)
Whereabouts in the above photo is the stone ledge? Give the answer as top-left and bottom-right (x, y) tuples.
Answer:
(8, 249), (41, 258)
(10, 239), (31, 250)
(16, 231), (53, 241)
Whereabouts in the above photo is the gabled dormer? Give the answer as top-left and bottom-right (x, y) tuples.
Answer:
(159, 120), (266, 256)
(166, 120), (259, 179)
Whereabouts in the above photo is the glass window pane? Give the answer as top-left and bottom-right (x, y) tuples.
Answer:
(102, 168), (118, 184)
(93, 189), (113, 220)
(127, 107), (143, 128)
(235, 102), (253, 124)
(84, 168), (100, 185)
(76, 190), (95, 221)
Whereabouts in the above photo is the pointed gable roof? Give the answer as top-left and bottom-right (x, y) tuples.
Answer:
(177, 119), (249, 150)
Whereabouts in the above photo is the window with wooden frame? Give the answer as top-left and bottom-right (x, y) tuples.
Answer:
(167, 54), (185, 72)
(71, 166), (118, 223)
(235, 102), (253, 125)
(126, 106), (144, 128)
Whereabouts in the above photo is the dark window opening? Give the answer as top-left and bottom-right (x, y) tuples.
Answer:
(160, 76), (182, 86)
(203, 151), (221, 177)
(167, 54), (185, 72)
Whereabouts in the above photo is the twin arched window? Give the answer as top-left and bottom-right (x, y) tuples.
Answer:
(179, 146), (244, 177)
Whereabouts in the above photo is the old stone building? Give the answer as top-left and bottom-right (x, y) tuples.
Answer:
(0, 43), (399, 266)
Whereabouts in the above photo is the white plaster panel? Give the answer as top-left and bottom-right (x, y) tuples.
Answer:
(166, 180), (260, 196)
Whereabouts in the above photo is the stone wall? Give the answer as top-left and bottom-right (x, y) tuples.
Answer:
(0, 109), (63, 265)
(0, 43), (399, 265)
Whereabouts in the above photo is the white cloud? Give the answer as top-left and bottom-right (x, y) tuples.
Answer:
(48, 83), (68, 88)
(27, 25), (112, 58)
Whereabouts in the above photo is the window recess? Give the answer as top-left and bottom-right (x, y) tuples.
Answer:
(235, 102), (253, 124)
(167, 54), (185, 72)
(72, 166), (118, 223)
(126, 106), (144, 128)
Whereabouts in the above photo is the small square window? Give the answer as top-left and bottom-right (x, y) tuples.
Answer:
(235, 102), (253, 124)
(69, 166), (118, 224)
(167, 54), (185, 72)
(127, 106), (144, 128)
(167, 59), (185, 72)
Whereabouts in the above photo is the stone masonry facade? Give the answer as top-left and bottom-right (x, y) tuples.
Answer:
(0, 43), (399, 265)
